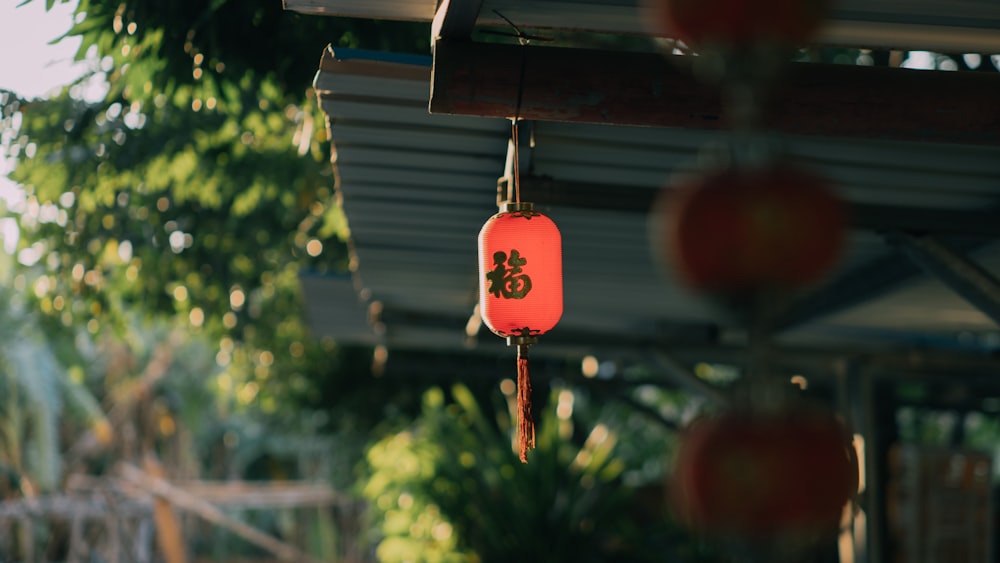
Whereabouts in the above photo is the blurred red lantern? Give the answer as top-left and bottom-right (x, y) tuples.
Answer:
(648, 0), (830, 48)
(478, 202), (562, 462)
(659, 161), (845, 294)
(670, 407), (858, 541)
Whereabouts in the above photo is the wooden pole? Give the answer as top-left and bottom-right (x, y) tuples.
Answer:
(18, 515), (33, 563)
(143, 455), (188, 563)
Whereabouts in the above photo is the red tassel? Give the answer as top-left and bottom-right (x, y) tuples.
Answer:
(516, 345), (535, 463)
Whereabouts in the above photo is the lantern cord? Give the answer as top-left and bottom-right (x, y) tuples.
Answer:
(510, 26), (526, 205)
(511, 119), (521, 204)
(516, 343), (535, 462)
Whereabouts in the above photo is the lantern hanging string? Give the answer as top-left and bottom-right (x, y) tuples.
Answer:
(510, 47), (525, 205)
(511, 119), (521, 204)
(506, 9), (527, 206)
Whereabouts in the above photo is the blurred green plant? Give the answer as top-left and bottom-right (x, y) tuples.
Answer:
(0, 252), (107, 496)
(364, 383), (715, 563)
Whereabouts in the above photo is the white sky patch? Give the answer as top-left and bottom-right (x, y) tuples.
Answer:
(0, 217), (18, 255)
(901, 51), (936, 70)
(0, 1), (89, 255)
(0, 158), (23, 255)
(0, 0), (84, 100)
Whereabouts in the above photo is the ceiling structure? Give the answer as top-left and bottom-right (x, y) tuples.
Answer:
(290, 0), (1000, 392)
(286, 0), (1000, 52)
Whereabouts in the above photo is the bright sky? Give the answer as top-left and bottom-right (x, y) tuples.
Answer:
(0, 0), (83, 99)
(0, 0), (84, 254)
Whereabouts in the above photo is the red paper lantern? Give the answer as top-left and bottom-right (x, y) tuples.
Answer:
(670, 407), (857, 543)
(658, 161), (845, 294)
(478, 202), (563, 462)
(479, 203), (563, 339)
(647, 0), (830, 48)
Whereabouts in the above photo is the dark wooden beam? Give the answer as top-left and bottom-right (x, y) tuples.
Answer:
(646, 351), (730, 407)
(521, 175), (1000, 238)
(431, 0), (482, 41)
(887, 232), (1000, 326)
(771, 252), (924, 332)
(377, 306), (721, 350)
(520, 174), (1000, 330)
(772, 237), (993, 331)
(430, 39), (1000, 146)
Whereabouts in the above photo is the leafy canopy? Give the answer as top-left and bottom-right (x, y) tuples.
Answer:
(2, 1), (429, 416)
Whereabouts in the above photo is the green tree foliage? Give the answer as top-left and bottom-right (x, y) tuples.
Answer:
(1, 1), (429, 420)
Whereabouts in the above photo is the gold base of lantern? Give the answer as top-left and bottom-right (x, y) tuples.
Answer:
(506, 335), (539, 347)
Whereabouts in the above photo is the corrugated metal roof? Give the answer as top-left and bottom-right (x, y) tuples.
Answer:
(303, 46), (1000, 365)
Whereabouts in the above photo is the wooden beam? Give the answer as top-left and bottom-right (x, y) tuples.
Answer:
(432, 0), (483, 41)
(771, 252), (924, 332)
(282, 0), (432, 21)
(521, 175), (1000, 237)
(174, 481), (343, 509)
(118, 463), (325, 563)
(646, 351), (730, 408)
(773, 237), (992, 332)
(430, 39), (1000, 146)
(887, 232), (1000, 326)
(284, 0), (1000, 53)
(377, 306), (720, 350)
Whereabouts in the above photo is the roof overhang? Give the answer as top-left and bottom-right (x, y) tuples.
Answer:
(295, 2), (1000, 396)
(285, 0), (1000, 53)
